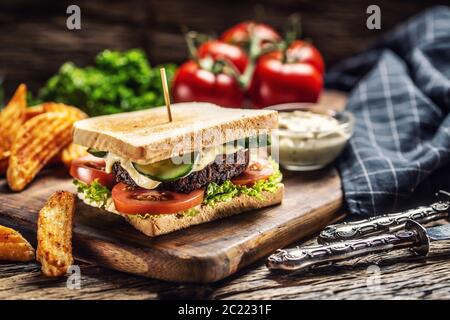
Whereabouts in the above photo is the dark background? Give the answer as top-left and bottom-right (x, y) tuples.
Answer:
(0, 0), (445, 96)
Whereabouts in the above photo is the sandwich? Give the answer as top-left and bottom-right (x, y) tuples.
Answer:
(70, 102), (283, 236)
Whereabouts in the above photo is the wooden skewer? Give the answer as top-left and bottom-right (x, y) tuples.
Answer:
(159, 67), (173, 122)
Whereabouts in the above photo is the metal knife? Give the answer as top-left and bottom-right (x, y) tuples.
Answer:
(318, 191), (450, 244)
(267, 219), (450, 273)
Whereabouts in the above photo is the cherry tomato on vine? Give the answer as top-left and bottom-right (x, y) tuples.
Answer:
(249, 40), (324, 108)
(197, 40), (248, 74)
(220, 21), (281, 50)
(172, 60), (244, 108)
(285, 40), (325, 75)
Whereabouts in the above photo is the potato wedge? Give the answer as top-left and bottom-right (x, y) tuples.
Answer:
(43, 102), (87, 122)
(7, 113), (74, 191)
(22, 104), (45, 122)
(0, 151), (10, 176)
(0, 84), (27, 154)
(0, 225), (35, 262)
(61, 143), (88, 168)
(1, 145), (64, 176)
(37, 191), (75, 277)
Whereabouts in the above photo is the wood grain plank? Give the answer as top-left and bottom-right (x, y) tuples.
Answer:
(1, 237), (450, 299)
(0, 165), (342, 283)
(212, 240), (450, 300)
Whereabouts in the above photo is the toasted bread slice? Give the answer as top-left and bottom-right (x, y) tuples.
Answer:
(76, 183), (284, 237)
(73, 103), (278, 163)
(122, 183), (283, 237)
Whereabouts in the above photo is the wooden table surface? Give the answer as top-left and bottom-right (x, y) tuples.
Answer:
(1, 224), (450, 300)
(2, 90), (450, 299)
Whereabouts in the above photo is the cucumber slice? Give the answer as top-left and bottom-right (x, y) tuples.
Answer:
(87, 148), (108, 158)
(133, 152), (199, 182)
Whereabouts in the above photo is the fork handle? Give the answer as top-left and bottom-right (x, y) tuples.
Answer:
(267, 220), (429, 272)
(318, 201), (449, 243)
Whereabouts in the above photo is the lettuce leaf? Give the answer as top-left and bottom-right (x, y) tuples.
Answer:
(73, 160), (282, 218)
(204, 161), (282, 206)
(73, 179), (111, 208)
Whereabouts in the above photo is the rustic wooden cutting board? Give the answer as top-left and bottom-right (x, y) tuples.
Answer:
(0, 166), (343, 283)
(0, 91), (347, 283)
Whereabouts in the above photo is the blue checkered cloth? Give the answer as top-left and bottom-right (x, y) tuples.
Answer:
(326, 6), (450, 216)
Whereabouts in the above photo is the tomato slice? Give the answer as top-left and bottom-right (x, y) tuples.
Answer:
(70, 155), (116, 189)
(112, 183), (204, 215)
(231, 159), (274, 187)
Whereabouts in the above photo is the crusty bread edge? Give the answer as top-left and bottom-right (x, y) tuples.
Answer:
(73, 104), (278, 163)
(123, 183), (284, 237)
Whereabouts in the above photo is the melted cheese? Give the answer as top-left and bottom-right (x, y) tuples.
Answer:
(105, 153), (161, 189)
(193, 144), (243, 172)
(105, 144), (244, 190)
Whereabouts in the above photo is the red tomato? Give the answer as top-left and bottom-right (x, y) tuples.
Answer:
(197, 40), (248, 74)
(70, 156), (116, 188)
(232, 159), (274, 187)
(172, 60), (244, 108)
(249, 40), (324, 108)
(220, 21), (281, 49)
(112, 183), (204, 215)
(286, 40), (325, 75)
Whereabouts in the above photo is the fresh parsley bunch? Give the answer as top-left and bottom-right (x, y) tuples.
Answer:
(38, 49), (176, 116)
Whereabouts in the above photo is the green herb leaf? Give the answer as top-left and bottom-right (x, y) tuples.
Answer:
(73, 179), (111, 208)
(38, 49), (177, 116)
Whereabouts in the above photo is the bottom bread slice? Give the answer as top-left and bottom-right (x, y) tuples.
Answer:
(124, 183), (284, 237)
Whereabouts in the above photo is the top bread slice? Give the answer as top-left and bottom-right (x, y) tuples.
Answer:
(73, 102), (278, 163)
